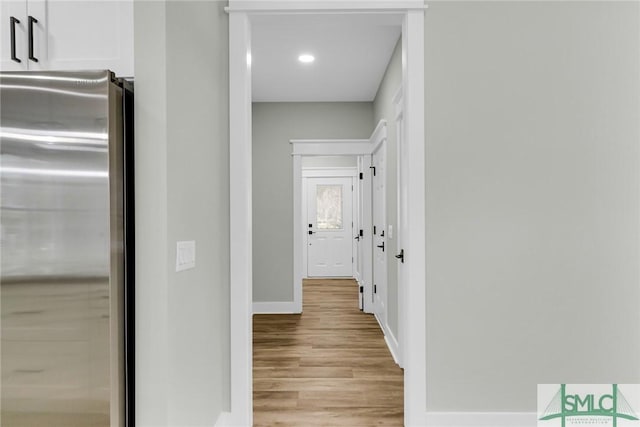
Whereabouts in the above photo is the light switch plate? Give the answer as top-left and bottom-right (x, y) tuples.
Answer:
(176, 240), (196, 272)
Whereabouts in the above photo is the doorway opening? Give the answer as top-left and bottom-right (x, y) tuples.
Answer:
(228, 2), (426, 425)
(290, 123), (388, 319)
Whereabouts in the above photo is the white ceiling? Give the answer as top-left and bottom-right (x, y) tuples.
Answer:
(251, 14), (402, 102)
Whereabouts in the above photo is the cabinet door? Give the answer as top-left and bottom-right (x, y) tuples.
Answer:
(24, 0), (46, 70)
(35, 0), (133, 77)
(0, 1), (28, 71)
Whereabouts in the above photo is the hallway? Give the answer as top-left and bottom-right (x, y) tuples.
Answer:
(253, 278), (403, 426)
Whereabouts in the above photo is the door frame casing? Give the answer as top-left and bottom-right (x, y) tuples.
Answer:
(292, 121), (386, 315)
(392, 84), (405, 368)
(228, 2), (426, 425)
(292, 138), (377, 314)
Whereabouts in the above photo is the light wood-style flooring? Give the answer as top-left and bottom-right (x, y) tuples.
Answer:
(253, 278), (404, 426)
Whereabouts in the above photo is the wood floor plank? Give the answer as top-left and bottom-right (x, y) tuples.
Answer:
(254, 378), (403, 392)
(253, 410), (404, 427)
(298, 356), (398, 368)
(253, 366), (354, 379)
(253, 278), (404, 426)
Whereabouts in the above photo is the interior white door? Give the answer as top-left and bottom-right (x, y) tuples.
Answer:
(372, 142), (387, 318)
(356, 157), (365, 310)
(307, 177), (354, 277)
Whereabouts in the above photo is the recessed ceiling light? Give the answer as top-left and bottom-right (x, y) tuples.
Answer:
(298, 54), (315, 64)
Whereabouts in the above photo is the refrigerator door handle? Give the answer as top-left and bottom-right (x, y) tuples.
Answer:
(10, 16), (21, 63)
(28, 16), (38, 62)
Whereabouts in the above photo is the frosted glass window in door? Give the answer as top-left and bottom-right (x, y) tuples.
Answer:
(316, 184), (343, 230)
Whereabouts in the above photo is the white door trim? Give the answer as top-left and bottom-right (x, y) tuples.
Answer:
(392, 84), (405, 368)
(301, 167), (359, 178)
(291, 139), (371, 156)
(228, 11), (253, 426)
(228, 4), (425, 425)
(402, 10), (426, 424)
(225, 0), (427, 13)
(292, 138), (377, 314)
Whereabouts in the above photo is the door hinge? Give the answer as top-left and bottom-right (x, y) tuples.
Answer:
(370, 166), (376, 176)
(359, 229), (363, 237)
(359, 172), (363, 180)
(374, 284), (377, 294)
(359, 286), (363, 293)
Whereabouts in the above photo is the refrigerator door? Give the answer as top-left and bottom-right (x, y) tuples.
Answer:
(0, 71), (124, 427)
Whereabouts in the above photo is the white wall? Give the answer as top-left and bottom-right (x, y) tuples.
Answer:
(134, 1), (230, 425)
(135, 0), (640, 421)
(372, 37), (401, 339)
(252, 102), (374, 303)
(425, 1), (640, 413)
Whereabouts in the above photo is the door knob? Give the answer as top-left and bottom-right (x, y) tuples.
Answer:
(376, 242), (385, 252)
(395, 249), (404, 263)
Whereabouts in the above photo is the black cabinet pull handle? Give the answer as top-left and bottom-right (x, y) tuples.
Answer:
(28, 16), (38, 62)
(376, 242), (385, 252)
(10, 17), (21, 63)
(395, 249), (404, 263)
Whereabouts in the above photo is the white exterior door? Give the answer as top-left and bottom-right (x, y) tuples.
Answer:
(307, 177), (354, 277)
(372, 142), (387, 317)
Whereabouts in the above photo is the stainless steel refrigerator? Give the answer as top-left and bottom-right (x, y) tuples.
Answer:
(0, 70), (134, 427)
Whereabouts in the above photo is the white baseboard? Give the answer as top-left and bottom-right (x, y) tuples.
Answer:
(374, 313), (385, 331)
(374, 314), (402, 368)
(252, 301), (299, 314)
(383, 329), (401, 367)
(421, 412), (536, 427)
(214, 411), (233, 427)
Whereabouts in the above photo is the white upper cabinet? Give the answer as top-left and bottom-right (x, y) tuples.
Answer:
(0, 0), (133, 77)
(0, 1), (28, 71)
